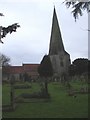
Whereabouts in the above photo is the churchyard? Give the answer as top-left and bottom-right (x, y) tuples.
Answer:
(1, 5), (89, 118)
(2, 77), (89, 118)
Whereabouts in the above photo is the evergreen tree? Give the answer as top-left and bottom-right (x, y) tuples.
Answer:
(64, 0), (90, 21)
(38, 55), (53, 93)
(0, 13), (20, 43)
(38, 55), (53, 77)
(69, 58), (89, 76)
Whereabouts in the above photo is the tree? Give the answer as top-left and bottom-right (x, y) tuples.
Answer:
(0, 13), (20, 44)
(73, 58), (88, 75)
(69, 58), (89, 76)
(0, 13), (4, 16)
(64, 0), (90, 21)
(38, 55), (53, 77)
(0, 54), (11, 77)
(0, 53), (10, 66)
(38, 55), (53, 93)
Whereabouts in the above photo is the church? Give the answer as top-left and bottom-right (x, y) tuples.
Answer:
(2, 7), (71, 82)
(48, 7), (71, 80)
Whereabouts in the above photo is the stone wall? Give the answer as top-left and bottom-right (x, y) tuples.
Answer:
(49, 51), (71, 78)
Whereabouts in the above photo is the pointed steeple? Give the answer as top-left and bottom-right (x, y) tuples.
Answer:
(49, 7), (65, 55)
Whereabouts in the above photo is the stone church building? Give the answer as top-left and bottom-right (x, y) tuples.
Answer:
(2, 7), (71, 82)
(48, 7), (71, 80)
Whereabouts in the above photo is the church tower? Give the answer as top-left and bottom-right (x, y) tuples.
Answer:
(49, 7), (71, 78)
(49, 7), (64, 55)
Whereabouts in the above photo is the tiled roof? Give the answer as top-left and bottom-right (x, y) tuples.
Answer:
(2, 64), (39, 76)
(23, 64), (39, 72)
(6, 66), (23, 74)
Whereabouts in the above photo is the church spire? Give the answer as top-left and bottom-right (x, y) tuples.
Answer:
(49, 7), (65, 55)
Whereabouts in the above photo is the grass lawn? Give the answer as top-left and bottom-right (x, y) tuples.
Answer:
(2, 81), (88, 118)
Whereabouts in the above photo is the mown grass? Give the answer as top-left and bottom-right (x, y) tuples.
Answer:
(2, 81), (88, 118)
(2, 84), (11, 105)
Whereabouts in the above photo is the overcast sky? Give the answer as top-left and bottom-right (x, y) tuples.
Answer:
(0, 0), (88, 66)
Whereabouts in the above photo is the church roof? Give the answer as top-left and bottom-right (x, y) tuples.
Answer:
(2, 64), (39, 75)
(49, 7), (65, 55)
(23, 64), (39, 72)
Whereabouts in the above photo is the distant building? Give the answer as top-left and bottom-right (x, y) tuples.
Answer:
(23, 64), (39, 79)
(2, 64), (39, 82)
(48, 7), (71, 80)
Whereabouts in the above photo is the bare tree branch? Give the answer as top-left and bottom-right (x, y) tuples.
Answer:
(0, 13), (4, 16)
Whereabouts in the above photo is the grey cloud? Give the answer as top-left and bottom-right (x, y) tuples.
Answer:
(0, 0), (88, 65)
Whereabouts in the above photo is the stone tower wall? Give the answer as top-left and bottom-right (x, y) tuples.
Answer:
(50, 51), (70, 77)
